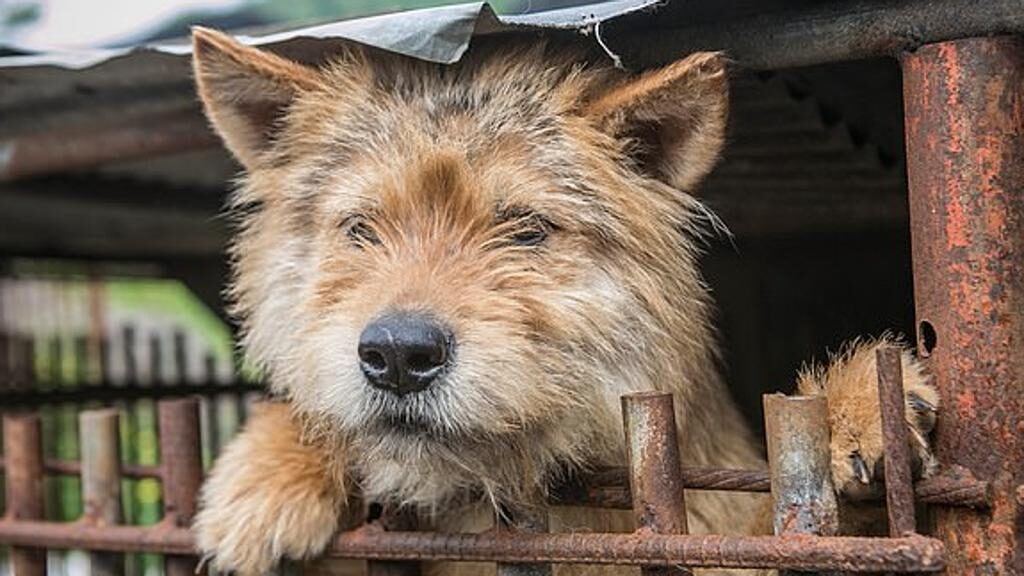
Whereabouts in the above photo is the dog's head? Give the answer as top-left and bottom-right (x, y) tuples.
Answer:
(193, 29), (727, 507)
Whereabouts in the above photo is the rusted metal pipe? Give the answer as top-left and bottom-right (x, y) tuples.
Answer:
(622, 392), (691, 576)
(621, 0), (1024, 70)
(903, 35), (1024, 574)
(912, 466), (992, 509)
(0, 112), (218, 182)
(496, 505), (551, 576)
(764, 394), (839, 537)
(157, 398), (204, 576)
(367, 506), (422, 576)
(764, 394), (838, 576)
(2, 456), (164, 478)
(80, 409), (124, 576)
(553, 465), (991, 509)
(875, 347), (917, 536)
(2, 414), (46, 576)
(0, 520), (947, 572)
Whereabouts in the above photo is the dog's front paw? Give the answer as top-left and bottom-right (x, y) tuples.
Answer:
(797, 338), (939, 500)
(194, 404), (347, 575)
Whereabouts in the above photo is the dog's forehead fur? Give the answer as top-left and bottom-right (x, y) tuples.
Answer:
(261, 43), (640, 237)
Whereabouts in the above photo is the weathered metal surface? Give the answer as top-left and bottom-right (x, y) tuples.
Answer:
(622, 392), (690, 576)
(903, 35), (1024, 575)
(367, 506), (422, 576)
(0, 520), (947, 572)
(764, 394), (839, 539)
(157, 398), (204, 576)
(0, 456), (162, 478)
(907, 466), (991, 509)
(875, 347), (917, 536)
(497, 505), (552, 576)
(0, 112), (217, 181)
(554, 465), (990, 508)
(80, 409), (124, 576)
(621, 0), (1024, 70)
(2, 414), (46, 576)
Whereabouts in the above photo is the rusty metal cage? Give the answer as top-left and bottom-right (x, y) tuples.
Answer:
(1, 3), (1023, 575)
(0, 347), (991, 574)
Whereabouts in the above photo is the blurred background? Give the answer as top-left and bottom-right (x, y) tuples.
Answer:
(0, 1), (918, 574)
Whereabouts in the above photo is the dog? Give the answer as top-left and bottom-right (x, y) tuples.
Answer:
(189, 28), (938, 575)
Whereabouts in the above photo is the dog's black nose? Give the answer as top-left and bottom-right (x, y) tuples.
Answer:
(358, 312), (452, 395)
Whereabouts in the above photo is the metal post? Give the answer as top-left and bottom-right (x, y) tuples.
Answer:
(875, 348), (917, 536)
(80, 409), (124, 576)
(764, 394), (838, 576)
(158, 398), (203, 576)
(902, 35), (1024, 574)
(622, 392), (691, 576)
(2, 414), (46, 576)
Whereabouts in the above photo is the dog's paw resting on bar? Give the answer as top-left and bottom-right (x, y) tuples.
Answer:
(194, 403), (352, 574)
(797, 337), (939, 502)
(189, 25), (939, 576)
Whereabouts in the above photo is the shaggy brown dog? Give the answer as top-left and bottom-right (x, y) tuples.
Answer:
(189, 28), (939, 576)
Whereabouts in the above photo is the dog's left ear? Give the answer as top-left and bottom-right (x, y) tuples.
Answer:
(585, 52), (728, 192)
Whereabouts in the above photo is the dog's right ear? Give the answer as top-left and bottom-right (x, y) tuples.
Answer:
(192, 27), (323, 168)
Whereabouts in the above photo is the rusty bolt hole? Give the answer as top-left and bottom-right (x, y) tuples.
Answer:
(918, 320), (937, 357)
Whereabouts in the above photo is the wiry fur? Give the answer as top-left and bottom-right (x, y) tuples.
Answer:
(190, 28), (938, 576)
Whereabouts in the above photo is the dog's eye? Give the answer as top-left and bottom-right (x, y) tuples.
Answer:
(508, 213), (555, 247)
(340, 214), (381, 247)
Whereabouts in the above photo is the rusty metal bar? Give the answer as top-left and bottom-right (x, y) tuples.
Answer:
(497, 505), (551, 576)
(551, 464), (989, 508)
(2, 414), (46, 576)
(0, 455), (989, 505)
(764, 394), (838, 576)
(0, 456), (162, 478)
(0, 112), (217, 182)
(621, 0), (1024, 70)
(622, 392), (691, 576)
(157, 398), (204, 576)
(0, 520), (947, 572)
(912, 466), (991, 509)
(367, 506), (422, 576)
(902, 34), (1024, 575)
(80, 409), (124, 576)
(875, 347), (917, 536)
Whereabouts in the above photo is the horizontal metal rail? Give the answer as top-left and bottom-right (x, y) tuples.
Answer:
(0, 380), (263, 406)
(0, 521), (946, 573)
(620, 0), (1024, 70)
(0, 457), (989, 508)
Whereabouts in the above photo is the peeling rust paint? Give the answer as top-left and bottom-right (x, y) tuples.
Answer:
(903, 35), (1024, 575)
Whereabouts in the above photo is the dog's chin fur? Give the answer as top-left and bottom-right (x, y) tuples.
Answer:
(305, 375), (617, 511)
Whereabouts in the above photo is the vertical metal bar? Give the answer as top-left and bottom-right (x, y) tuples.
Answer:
(902, 35), (1024, 575)
(622, 392), (691, 576)
(80, 409), (124, 576)
(158, 398), (203, 576)
(875, 347), (917, 536)
(2, 414), (46, 576)
(496, 505), (551, 576)
(764, 394), (838, 576)
(367, 506), (421, 576)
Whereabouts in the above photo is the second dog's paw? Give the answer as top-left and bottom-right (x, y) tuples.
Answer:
(194, 404), (347, 575)
(797, 338), (939, 499)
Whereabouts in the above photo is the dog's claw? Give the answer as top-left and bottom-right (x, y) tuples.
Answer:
(851, 452), (872, 485)
(908, 392), (936, 414)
